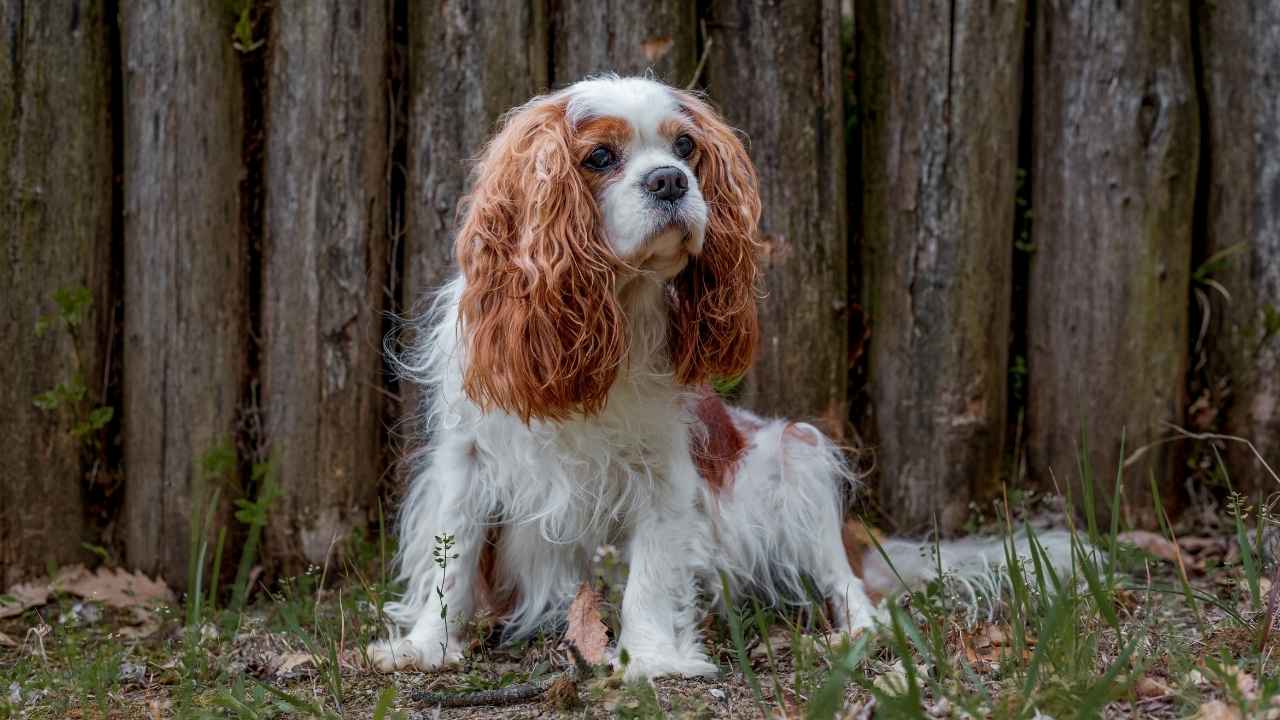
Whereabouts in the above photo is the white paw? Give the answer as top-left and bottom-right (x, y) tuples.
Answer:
(366, 637), (464, 673)
(619, 648), (719, 683)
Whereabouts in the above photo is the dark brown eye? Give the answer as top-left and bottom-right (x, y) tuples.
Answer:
(673, 134), (694, 159)
(583, 146), (617, 171)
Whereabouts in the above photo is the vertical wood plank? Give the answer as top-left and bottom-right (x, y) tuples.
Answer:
(402, 1), (548, 385)
(1198, 1), (1280, 498)
(121, 0), (246, 585)
(551, 0), (696, 85)
(1028, 1), (1198, 527)
(0, 0), (111, 585)
(858, 0), (1026, 534)
(703, 0), (848, 429)
(261, 3), (389, 571)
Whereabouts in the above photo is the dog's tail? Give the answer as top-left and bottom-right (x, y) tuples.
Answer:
(847, 523), (1091, 616)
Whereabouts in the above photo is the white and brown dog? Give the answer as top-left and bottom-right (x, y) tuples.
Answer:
(369, 76), (1072, 681)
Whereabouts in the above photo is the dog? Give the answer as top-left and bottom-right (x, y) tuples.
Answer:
(369, 76), (1075, 681)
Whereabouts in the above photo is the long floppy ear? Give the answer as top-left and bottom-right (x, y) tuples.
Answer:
(455, 98), (627, 423)
(668, 92), (763, 386)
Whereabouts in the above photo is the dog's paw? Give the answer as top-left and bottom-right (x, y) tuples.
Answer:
(366, 638), (463, 673)
(619, 649), (719, 683)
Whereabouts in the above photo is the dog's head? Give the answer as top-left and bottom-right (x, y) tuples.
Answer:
(455, 76), (762, 422)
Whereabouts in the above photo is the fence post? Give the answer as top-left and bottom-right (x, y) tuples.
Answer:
(401, 0), (550, 373)
(858, 0), (1027, 535)
(551, 1), (696, 85)
(1028, 1), (1198, 528)
(703, 0), (849, 431)
(1198, 2), (1280, 499)
(260, 2), (389, 574)
(121, 0), (246, 586)
(0, 2), (112, 585)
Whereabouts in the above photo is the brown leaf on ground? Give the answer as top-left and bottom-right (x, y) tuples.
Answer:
(0, 581), (50, 618)
(53, 565), (176, 610)
(0, 630), (16, 647)
(563, 583), (609, 665)
(271, 651), (317, 676)
(1118, 530), (1180, 563)
(1193, 700), (1243, 720)
(751, 626), (793, 660)
(1135, 675), (1172, 698)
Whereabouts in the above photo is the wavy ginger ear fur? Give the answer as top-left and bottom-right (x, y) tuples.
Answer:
(668, 91), (764, 387)
(455, 98), (628, 423)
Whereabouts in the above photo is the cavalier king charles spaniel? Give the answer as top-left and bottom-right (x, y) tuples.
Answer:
(368, 75), (1073, 681)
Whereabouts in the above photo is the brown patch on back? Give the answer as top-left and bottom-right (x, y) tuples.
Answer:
(690, 393), (748, 492)
(841, 519), (885, 605)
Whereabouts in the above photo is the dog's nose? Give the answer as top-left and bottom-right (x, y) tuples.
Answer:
(643, 166), (688, 201)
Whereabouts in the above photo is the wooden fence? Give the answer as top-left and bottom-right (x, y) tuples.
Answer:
(2, 0), (1277, 590)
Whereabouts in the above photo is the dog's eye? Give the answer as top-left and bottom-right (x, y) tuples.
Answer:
(672, 134), (695, 159)
(583, 146), (617, 171)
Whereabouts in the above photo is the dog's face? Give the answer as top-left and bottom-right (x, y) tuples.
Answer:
(454, 77), (762, 423)
(566, 79), (710, 278)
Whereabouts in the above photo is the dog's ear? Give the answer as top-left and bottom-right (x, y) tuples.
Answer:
(455, 98), (627, 423)
(667, 91), (763, 387)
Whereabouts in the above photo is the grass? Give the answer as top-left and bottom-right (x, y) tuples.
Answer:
(2, 450), (1279, 719)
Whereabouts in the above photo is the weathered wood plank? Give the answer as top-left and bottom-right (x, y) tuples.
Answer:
(703, 0), (848, 430)
(1028, 1), (1198, 527)
(858, 0), (1026, 534)
(0, 0), (112, 586)
(402, 1), (548, 420)
(405, 1), (548, 305)
(551, 0), (696, 85)
(260, 3), (389, 572)
(1198, 1), (1280, 499)
(121, 0), (246, 585)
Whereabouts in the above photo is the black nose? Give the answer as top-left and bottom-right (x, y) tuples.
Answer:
(643, 166), (688, 201)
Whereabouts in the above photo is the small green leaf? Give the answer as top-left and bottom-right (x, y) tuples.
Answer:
(88, 405), (114, 429)
(52, 286), (93, 327)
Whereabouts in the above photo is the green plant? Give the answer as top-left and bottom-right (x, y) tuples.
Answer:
(432, 532), (459, 659)
(227, 0), (263, 52)
(32, 286), (113, 449)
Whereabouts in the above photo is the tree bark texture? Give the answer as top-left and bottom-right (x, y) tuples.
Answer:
(1028, 1), (1199, 528)
(261, 2), (389, 572)
(121, 0), (246, 585)
(551, 0), (696, 86)
(704, 0), (849, 432)
(858, 0), (1026, 535)
(1, 0), (112, 586)
(1198, 1), (1280, 499)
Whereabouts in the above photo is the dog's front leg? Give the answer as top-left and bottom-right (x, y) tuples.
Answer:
(617, 502), (718, 682)
(369, 444), (483, 672)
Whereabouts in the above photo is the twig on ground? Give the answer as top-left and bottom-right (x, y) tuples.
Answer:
(411, 642), (595, 708)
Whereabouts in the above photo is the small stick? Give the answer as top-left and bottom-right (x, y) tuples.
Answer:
(412, 643), (595, 709)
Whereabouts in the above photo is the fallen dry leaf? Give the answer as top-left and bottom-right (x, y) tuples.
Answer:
(563, 583), (609, 665)
(0, 581), (50, 618)
(1135, 675), (1172, 698)
(750, 626), (792, 660)
(872, 661), (911, 696)
(1118, 530), (1180, 563)
(272, 652), (317, 676)
(1193, 700), (1243, 720)
(54, 565), (175, 610)
(0, 630), (16, 647)
(640, 36), (674, 62)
